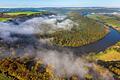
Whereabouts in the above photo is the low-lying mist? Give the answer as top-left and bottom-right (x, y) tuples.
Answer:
(0, 14), (89, 78)
(0, 15), (76, 42)
(35, 50), (89, 78)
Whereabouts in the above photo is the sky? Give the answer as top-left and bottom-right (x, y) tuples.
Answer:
(0, 0), (120, 8)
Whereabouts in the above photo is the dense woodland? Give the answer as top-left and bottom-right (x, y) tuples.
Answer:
(52, 12), (108, 47)
(0, 58), (53, 80)
(0, 57), (91, 80)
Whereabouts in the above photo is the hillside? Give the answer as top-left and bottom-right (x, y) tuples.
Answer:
(52, 12), (108, 47)
(87, 42), (120, 79)
(88, 14), (120, 31)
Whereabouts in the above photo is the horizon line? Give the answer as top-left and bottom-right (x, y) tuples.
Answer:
(0, 6), (120, 8)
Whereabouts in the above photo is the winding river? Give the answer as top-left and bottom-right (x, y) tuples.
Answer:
(68, 27), (120, 55)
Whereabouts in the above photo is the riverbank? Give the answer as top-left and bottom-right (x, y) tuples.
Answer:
(111, 26), (120, 32)
(86, 41), (120, 79)
(66, 27), (120, 54)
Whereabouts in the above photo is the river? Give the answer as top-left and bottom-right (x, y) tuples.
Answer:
(67, 27), (120, 55)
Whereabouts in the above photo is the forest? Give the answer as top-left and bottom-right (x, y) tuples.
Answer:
(52, 12), (108, 47)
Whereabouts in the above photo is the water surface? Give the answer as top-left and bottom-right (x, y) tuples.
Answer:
(68, 27), (120, 55)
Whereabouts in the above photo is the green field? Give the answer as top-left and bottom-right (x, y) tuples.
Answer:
(0, 18), (11, 22)
(0, 11), (47, 22)
(6, 11), (42, 16)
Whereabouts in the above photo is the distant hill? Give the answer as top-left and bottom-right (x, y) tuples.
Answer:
(0, 7), (120, 15)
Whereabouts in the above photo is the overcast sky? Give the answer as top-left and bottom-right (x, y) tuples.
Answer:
(0, 0), (120, 8)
